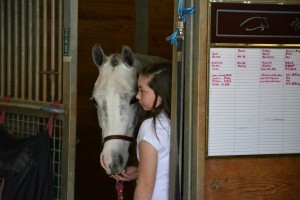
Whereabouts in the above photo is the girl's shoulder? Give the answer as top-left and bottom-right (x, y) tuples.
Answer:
(140, 111), (170, 128)
(140, 117), (154, 129)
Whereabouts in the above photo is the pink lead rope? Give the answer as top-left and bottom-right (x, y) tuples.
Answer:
(116, 181), (124, 200)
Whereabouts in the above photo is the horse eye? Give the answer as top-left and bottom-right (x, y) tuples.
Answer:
(91, 98), (98, 106)
(130, 96), (137, 105)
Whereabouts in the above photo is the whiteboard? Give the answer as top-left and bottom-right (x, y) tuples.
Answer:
(208, 48), (300, 156)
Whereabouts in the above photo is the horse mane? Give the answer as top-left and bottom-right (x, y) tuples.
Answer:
(134, 53), (169, 73)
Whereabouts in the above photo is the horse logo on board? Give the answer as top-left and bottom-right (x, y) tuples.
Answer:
(240, 16), (269, 31)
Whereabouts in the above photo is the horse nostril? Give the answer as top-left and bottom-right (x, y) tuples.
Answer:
(91, 97), (98, 106)
(118, 154), (124, 165)
(110, 154), (124, 174)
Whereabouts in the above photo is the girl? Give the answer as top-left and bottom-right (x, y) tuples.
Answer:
(112, 62), (172, 200)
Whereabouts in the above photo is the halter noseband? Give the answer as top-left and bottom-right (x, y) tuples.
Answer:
(100, 135), (135, 151)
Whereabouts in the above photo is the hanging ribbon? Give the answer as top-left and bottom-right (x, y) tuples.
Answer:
(45, 100), (61, 138)
(165, 0), (195, 46)
(0, 96), (10, 125)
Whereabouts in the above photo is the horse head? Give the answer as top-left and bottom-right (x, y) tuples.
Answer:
(91, 43), (140, 174)
(91, 43), (169, 175)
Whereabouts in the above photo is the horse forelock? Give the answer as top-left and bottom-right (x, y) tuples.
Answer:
(110, 54), (120, 67)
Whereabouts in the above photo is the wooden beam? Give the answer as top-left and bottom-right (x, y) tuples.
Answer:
(135, 0), (149, 54)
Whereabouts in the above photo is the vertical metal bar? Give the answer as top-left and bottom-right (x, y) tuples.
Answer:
(176, 18), (185, 200)
(51, 0), (56, 102)
(7, 0), (11, 96)
(28, 0), (33, 100)
(62, 0), (78, 198)
(14, 0), (19, 98)
(183, 0), (194, 198)
(35, 0), (40, 100)
(170, 1), (184, 199)
(42, 0), (47, 101)
(0, 0), (5, 96)
(58, 0), (63, 100)
(134, 0), (149, 54)
(21, 0), (26, 99)
(193, 1), (206, 199)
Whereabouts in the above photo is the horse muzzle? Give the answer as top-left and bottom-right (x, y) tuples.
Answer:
(100, 135), (134, 174)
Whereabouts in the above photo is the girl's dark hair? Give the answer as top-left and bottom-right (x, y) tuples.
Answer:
(136, 62), (172, 134)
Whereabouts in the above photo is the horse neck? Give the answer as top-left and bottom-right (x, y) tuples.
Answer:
(134, 54), (169, 72)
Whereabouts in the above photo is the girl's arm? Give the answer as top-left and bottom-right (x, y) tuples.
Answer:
(134, 140), (158, 200)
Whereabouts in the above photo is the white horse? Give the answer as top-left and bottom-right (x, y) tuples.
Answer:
(91, 43), (168, 175)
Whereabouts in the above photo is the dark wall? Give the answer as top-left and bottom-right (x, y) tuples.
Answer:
(75, 1), (300, 199)
(75, 1), (173, 199)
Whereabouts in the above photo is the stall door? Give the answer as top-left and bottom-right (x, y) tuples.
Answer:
(0, 0), (77, 199)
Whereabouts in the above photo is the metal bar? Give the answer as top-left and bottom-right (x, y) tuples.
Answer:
(14, 0), (20, 98)
(28, 0), (33, 99)
(62, 0), (78, 198)
(51, 0), (56, 102)
(7, 0), (11, 96)
(134, 0), (149, 54)
(58, 0), (63, 100)
(0, 0), (5, 96)
(170, 1), (183, 199)
(170, 1), (180, 199)
(35, 0), (40, 100)
(176, 24), (185, 200)
(21, 0), (26, 99)
(42, 0), (47, 101)
(0, 101), (65, 114)
(183, 0), (194, 198)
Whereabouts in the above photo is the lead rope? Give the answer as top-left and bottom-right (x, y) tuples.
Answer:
(116, 180), (124, 200)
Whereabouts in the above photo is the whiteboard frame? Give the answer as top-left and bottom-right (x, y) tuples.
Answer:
(206, 0), (300, 157)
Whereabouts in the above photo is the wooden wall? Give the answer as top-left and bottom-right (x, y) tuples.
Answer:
(205, 156), (300, 199)
(75, 0), (173, 199)
(199, 1), (300, 200)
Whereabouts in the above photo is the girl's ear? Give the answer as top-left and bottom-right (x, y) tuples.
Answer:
(158, 96), (162, 101)
(157, 96), (163, 107)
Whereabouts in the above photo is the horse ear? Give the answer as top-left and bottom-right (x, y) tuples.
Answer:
(121, 45), (135, 67)
(92, 43), (107, 68)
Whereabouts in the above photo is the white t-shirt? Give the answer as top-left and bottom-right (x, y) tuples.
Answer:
(136, 112), (171, 200)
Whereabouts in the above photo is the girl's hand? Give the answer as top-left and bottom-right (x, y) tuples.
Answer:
(110, 166), (138, 182)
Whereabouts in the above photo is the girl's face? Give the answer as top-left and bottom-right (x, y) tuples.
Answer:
(136, 74), (161, 111)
